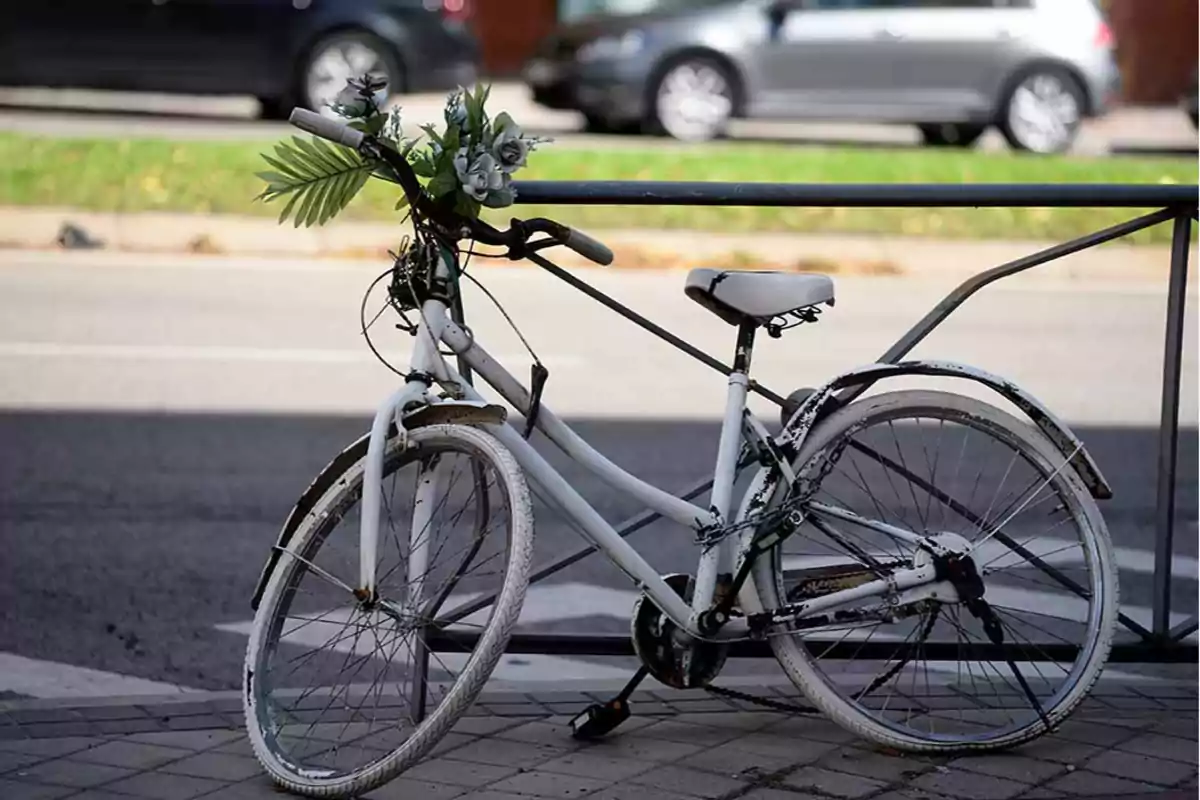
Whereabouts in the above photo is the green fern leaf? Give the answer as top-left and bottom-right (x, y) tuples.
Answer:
(256, 134), (375, 227)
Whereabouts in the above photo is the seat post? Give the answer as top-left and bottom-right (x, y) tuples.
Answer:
(732, 320), (757, 375)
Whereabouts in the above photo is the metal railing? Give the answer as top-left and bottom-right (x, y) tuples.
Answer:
(425, 180), (1197, 671)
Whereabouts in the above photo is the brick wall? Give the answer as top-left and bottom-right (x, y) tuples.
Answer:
(1105, 0), (1197, 104)
(471, 0), (558, 76)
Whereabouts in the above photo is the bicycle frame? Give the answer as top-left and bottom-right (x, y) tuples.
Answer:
(358, 260), (938, 642)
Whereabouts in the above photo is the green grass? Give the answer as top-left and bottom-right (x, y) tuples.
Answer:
(0, 131), (1193, 244)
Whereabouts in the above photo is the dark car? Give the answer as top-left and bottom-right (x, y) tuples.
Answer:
(525, 0), (1119, 153)
(0, 0), (480, 118)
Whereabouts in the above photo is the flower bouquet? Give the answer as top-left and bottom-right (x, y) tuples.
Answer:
(256, 76), (551, 228)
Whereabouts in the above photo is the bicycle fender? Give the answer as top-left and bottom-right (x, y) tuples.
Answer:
(776, 359), (1112, 501)
(248, 400), (510, 611)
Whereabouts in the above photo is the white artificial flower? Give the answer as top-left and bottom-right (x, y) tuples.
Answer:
(453, 149), (505, 201)
(381, 106), (404, 144)
(445, 89), (468, 130)
(331, 82), (387, 118)
(491, 118), (530, 174)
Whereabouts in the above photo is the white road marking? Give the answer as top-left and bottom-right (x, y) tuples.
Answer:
(0, 652), (201, 699)
(0, 341), (584, 369)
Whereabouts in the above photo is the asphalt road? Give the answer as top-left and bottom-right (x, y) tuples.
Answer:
(0, 249), (1195, 698)
(1, 83), (1196, 155)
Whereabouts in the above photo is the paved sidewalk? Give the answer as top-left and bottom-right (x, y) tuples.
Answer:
(0, 675), (1194, 800)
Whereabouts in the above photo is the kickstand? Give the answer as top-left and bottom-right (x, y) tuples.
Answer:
(568, 666), (650, 740)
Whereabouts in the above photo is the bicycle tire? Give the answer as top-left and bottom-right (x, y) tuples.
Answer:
(737, 389), (1118, 753)
(243, 423), (533, 798)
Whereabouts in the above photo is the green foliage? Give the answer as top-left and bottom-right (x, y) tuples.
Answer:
(255, 135), (374, 228)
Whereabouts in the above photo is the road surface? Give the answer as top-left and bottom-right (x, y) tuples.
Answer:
(0, 248), (1195, 698)
(1, 83), (1195, 156)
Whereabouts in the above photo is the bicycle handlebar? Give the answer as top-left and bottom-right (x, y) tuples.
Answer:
(286, 107), (613, 266)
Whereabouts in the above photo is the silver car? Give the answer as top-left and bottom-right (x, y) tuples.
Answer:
(525, 0), (1120, 153)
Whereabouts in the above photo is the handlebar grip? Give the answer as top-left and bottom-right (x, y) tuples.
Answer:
(288, 108), (365, 149)
(564, 226), (614, 266)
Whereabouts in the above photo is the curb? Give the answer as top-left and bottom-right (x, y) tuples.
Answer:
(0, 205), (1189, 283)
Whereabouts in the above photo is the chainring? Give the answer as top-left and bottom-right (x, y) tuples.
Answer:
(630, 573), (728, 690)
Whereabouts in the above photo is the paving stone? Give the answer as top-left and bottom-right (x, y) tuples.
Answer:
(77, 706), (152, 722)
(71, 740), (191, 770)
(23, 721), (97, 738)
(1152, 717), (1200, 740)
(629, 764), (748, 798)
(429, 732), (481, 758)
(1043, 768), (1165, 796)
(103, 771), (229, 799)
(591, 733), (707, 763)
(198, 777), (303, 799)
(8, 709), (84, 725)
(159, 751), (264, 781)
(123, 729), (243, 751)
(450, 792), (527, 800)
(782, 766), (887, 798)
(668, 700), (740, 714)
(12, 758), (136, 789)
(870, 791), (957, 800)
(68, 792), (148, 800)
(211, 737), (256, 758)
(0, 779), (75, 799)
(404, 756), (521, 787)
(92, 718), (167, 736)
(362, 777), (468, 799)
(0, 736), (105, 758)
(652, 689), (720, 702)
(742, 789), (826, 800)
(636, 719), (744, 747)
(538, 750), (656, 781)
(674, 711), (780, 732)
(0, 727), (31, 741)
(1082, 748), (1197, 786)
(576, 784), (694, 800)
(449, 736), (567, 769)
(495, 720), (579, 748)
(487, 768), (612, 798)
(1014, 736), (1102, 766)
(1047, 720), (1139, 748)
(138, 703), (219, 719)
(1117, 732), (1200, 764)
(725, 731), (839, 763)
(481, 703), (550, 717)
(0, 749), (45, 774)
(820, 744), (940, 783)
(161, 715), (231, 731)
(947, 753), (1065, 784)
(679, 740), (796, 778)
(546, 702), (593, 715)
(763, 716), (858, 745)
(451, 716), (525, 737)
(912, 768), (1028, 799)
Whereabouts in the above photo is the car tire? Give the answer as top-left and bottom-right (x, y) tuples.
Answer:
(649, 56), (736, 142)
(582, 113), (640, 136)
(257, 96), (291, 121)
(997, 66), (1085, 154)
(298, 30), (403, 116)
(918, 123), (986, 148)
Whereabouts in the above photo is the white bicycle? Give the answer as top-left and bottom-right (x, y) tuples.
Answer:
(242, 110), (1119, 798)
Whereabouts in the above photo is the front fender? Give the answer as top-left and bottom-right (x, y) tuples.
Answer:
(777, 359), (1112, 501)
(248, 400), (508, 611)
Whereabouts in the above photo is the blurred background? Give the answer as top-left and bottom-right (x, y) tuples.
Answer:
(0, 0), (1195, 701)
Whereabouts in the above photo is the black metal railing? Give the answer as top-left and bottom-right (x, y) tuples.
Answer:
(432, 181), (1197, 670)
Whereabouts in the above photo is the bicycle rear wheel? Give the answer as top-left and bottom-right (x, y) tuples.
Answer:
(739, 389), (1117, 753)
(244, 424), (533, 798)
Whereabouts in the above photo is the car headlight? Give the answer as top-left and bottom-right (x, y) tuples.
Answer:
(577, 30), (645, 62)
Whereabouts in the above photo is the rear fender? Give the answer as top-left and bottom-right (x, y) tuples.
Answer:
(777, 359), (1112, 501)
(249, 400), (508, 610)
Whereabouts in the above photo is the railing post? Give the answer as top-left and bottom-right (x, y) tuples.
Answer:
(1151, 210), (1192, 640)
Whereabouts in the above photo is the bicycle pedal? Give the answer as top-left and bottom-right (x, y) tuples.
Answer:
(568, 699), (631, 740)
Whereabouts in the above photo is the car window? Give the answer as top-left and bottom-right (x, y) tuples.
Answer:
(804, 0), (1021, 8)
(558, 0), (730, 21)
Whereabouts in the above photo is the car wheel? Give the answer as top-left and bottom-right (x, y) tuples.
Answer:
(582, 113), (640, 135)
(918, 123), (986, 148)
(650, 56), (736, 142)
(300, 30), (403, 116)
(998, 67), (1084, 154)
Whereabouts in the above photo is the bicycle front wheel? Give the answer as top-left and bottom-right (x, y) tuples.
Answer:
(740, 389), (1117, 753)
(244, 423), (533, 798)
